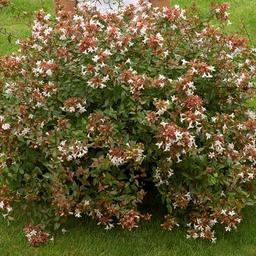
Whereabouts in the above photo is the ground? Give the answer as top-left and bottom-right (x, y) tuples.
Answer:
(0, 0), (256, 255)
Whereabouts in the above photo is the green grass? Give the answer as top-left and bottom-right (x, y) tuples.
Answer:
(1, 208), (256, 256)
(0, 0), (53, 55)
(177, 0), (256, 45)
(0, 0), (256, 255)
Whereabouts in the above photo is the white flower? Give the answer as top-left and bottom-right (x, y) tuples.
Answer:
(228, 143), (234, 150)
(221, 209), (227, 215)
(238, 172), (244, 178)
(92, 55), (100, 63)
(171, 95), (177, 102)
(61, 228), (68, 234)
(44, 27), (53, 36)
(246, 110), (256, 120)
(2, 123), (10, 130)
(206, 133), (212, 140)
(237, 218), (242, 223)
(156, 33), (164, 42)
(46, 69), (53, 76)
(211, 117), (217, 123)
(220, 191), (226, 197)
(185, 192), (191, 201)
(211, 237), (217, 243)
(237, 124), (245, 130)
(75, 210), (82, 218)
(30, 229), (38, 237)
(225, 226), (231, 232)
(125, 58), (131, 65)
(192, 233), (199, 239)
(163, 50), (169, 57)
(175, 131), (182, 141)
(208, 66), (216, 72)
(7, 206), (12, 213)
(112, 156), (125, 166)
(167, 169), (174, 178)
(248, 173), (254, 179)
(208, 152), (215, 159)
(84, 200), (90, 206)
(176, 153), (182, 163)
(105, 223), (114, 230)
(0, 201), (4, 209)
(228, 210), (236, 217)
(158, 74), (166, 80)
(181, 59), (188, 65)
(44, 14), (51, 21)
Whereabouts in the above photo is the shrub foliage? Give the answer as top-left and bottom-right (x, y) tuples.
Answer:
(0, 2), (256, 243)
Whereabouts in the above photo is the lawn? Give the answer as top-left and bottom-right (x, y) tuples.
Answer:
(0, 1), (256, 255)
(1, 207), (256, 256)
(0, 0), (53, 56)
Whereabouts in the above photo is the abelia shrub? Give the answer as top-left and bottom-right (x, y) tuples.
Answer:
(0, 1), (256, 244)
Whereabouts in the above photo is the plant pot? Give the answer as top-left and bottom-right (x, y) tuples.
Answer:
(54, 0), (76, 13)
(150, 0), (170, 8)
(54, 0), (170, 13)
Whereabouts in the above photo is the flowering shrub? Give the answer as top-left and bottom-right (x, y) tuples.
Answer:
(0, 1), (256, 244)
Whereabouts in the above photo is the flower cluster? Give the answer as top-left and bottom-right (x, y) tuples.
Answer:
(211, 3), (230, 23)
(0, 1), (255, 244)
(58, 140), (88, 162)
(108, 143), (144, 166)
(119, 210), (151, 231)
(0, 115), (11, 132)
(61, 97), (86, 114)
(156, 122), (196, 162)
(23, 224), (51, 247)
